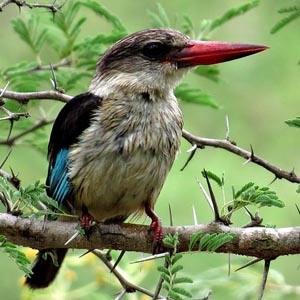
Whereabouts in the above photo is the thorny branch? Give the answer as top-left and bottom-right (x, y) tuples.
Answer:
(182, 129), (300, 183)
(0, 89), (71, 103)
(0, 118), (54, 146)
(4, 59), (72, 77)
(0, 0), (63, 12)
(0, 87), (299, 185)
(1, 213), (300, 258)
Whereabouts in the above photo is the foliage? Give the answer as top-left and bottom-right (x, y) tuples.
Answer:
(285, 117), (300, 129)
(189, 232), (235, 252)
(0, 235), (32, 276)
(158, 233), (193, 300)
(0, 1), (299, 299)
(0, 177), (69, 218)
(199, 170), (284, 220)
(148, 1), (260, 108)
(271, 5), (300, 34)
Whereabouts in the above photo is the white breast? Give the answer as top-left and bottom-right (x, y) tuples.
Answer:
(68, 93), (182, 222)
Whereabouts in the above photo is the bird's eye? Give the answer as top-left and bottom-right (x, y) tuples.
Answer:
(142, 42), (170, 60)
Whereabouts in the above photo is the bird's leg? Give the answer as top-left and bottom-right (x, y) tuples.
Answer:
(145, 203), (163, 253)
(81, 206), (94, 239)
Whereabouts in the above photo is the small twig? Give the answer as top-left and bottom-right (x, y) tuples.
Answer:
(0, 0), (63, 13)
(0, 89), (71, 104)
(182, 129), (300, 183)
(0, 118), (54, 146)
(92, 249), (163, 299)
(153, 258), (168, 300)
(4, 59), (71, 76)
(0, 167), (20, 190)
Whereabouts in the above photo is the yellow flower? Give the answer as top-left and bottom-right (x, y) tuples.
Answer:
(64, 269), (77, 282)
(22, 248), (38, 260)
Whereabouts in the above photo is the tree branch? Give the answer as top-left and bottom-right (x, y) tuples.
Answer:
(182, 129), (300, 183)
(1, 213), (300, 258)
(0, 0), (63, 12)
(0, 88), (299, 185)
(4, 59), (72, 76)
(0, 118), (54, 146)
(0, 89), (71, 104)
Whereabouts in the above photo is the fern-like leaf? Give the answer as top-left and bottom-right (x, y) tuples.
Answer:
(210, 0), (259, 32)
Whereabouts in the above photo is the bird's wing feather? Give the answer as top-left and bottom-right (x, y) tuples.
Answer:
(46, 92), (102, 204)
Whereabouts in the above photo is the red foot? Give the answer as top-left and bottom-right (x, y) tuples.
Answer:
(145, 204), (163, 253)
(81, 210), (94, 238)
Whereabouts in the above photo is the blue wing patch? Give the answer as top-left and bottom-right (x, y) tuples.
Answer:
(49, 149), (72, 204)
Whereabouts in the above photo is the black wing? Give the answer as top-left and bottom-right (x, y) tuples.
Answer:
(46, 92), (102, 204)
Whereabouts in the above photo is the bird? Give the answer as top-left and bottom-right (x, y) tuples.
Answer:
(25, 28), (267, 289)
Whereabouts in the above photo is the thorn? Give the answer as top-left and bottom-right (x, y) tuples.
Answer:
(295, 204), (300, 215)
(289, 167), (296, 178)
(258, 259), (272, 300)
(235, 257), (263, 272)
(187, 144), (197, 153)
(180, 144), (197, 171)
(196, 177), (214, 214)
(0, 81), (10, 98)
(79, 249), (93, 258)
(130, 252), (169, 264)
(225, 114), (230, 141)
(9, 167), (21, 190)
(64, 230), (80, 245)
(250, 144), (255, 160)
(269, 175), (278, 185)
(203, 169), (221, 223)
(0, 150), (12, 169)
(111, 250), (126, 272)
(168, 203), (173, 226)
(243, 207), (263, 227)
(192, 205), (198, 225)
(7, 118), (14, 141)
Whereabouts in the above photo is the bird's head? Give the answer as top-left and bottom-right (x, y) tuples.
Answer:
(89, 28), (268, 99)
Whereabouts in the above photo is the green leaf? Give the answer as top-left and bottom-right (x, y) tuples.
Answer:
(171, 253), (183, 265)
(172, 287), (193, 298)
(171, 265), (184, 275)
(193, 65), (221, 83)
(158, 266), (170, 276)
(234, 184), (285, 209)
(148, 3), (171, 27)
(168, 290), (185, 300)
(175, 83), (219, 108)
(285, 117), (300, 128)
(160, 272), (170, 284)
(234, 182), (255, 199)
(0, 235), (32, 276)
(207, 233), (235, 252)
(189, 232), (203, 250)
(82, 0), (127, 32)
(201, 170), (224, 187)
(173, 277), (194, 284)
(210, 0), (260, 32)
(198, 233), (234, 252)
(271, 6), (300, 34)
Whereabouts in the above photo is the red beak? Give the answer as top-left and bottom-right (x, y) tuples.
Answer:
(174, 41), (268, 67)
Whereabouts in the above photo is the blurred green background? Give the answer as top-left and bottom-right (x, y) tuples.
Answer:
(1, 0), (300, 299)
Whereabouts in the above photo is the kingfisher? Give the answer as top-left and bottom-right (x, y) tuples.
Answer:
(25, 28), (267, 289)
